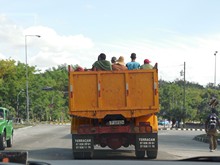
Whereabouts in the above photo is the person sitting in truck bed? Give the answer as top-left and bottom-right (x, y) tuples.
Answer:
(92, 53), (112, 71)
(126, 53), (140, 70)
(111, 56), (117, 65)
(112, 56), (128, 70)
(140, 59), (153, 69)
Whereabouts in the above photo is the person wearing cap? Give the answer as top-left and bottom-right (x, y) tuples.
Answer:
(126, 53), (140, 70)
(92, 53), (112, 71)
(112, 56), (128, 71)
(140, 59), (153, 69)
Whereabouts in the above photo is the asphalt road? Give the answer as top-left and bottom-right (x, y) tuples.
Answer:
(6, 124), (220, 162)
(159, 129), (220, 158)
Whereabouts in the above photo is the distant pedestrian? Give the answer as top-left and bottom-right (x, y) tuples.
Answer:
(126, 53), (140, 70)
(205, 108), (220, 152)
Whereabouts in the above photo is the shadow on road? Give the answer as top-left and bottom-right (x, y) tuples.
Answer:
(61, 134), (72, 139)
(28, 148), (73, 160)
(28, 148), (162, 160)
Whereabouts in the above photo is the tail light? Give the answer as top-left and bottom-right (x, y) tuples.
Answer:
(139, 122), (152, 133)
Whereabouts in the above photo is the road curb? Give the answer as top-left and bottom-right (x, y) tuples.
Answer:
(193, 135), (220, 145)
(193, 135), (220, 144)
(159, 127), (220, 145)
(193, 135), (209, 143)
(49, 122), (71, 125)
(16, 126), (33, 130)
(159, 127), (205, 131)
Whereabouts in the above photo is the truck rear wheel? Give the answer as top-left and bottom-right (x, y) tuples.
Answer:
(73, 152), (84, 159)
(146, 150), (158, 159)
(135, 150), (145, 159)
(73, 152), (93, 159)
(84, 152), (93, 159)
(6, 134), (13, 147)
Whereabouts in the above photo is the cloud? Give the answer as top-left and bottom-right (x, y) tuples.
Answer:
(0, 52), (6, 59)
(85, 4), (95, 10)
(24, 26), (94, 49)
(0, 15), (219, 86)
(0, 16), (95, 70)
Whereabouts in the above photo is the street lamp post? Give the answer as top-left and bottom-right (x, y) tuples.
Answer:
(25, 35), (40, 123)
(17, 89), (24, 120)
(214, 51), (218, 86)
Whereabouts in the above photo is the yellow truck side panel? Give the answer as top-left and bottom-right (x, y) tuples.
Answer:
(69, 69), (159, 119)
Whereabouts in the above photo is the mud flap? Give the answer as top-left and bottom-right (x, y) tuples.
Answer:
(135, 133), (158, 151)
(72, 134), (94, 152)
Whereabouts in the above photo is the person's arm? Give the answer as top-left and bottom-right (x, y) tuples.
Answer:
(205, 116), (209, 132)
(92, 66), (97, 71)
(109, 62), (112, 70)
(217, 117), (220, 129)
(92, 61), (97, 71)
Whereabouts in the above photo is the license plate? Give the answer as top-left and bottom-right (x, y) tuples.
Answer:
(109, 120), (125, 125)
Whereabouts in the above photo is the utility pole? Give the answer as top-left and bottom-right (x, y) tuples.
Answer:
(25, 35), (41, 123)
(180, 62), (186, 127)
(214, 51), (218, 86)
(183, 62), (186, 115)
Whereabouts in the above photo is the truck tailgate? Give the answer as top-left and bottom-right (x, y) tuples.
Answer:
(68, 70), (159, 119)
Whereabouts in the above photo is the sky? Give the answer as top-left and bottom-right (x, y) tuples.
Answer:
(0, 0), (220, 86)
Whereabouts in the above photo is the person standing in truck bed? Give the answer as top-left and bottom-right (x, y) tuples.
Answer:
(126, 53), (140, 70)
(92, 53), (112, 71)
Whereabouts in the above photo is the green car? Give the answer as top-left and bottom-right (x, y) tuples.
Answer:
(0, 107), (13, 150)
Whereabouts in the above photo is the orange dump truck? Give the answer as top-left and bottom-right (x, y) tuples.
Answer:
(68, 65), (159, 159)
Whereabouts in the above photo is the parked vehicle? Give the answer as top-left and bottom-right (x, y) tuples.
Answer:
(158, 120), (170, 126)
(0, 107), (13, 150)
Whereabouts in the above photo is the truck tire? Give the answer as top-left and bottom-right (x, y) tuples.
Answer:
(135, 150), (145, 159)
(7, 134), (13, 147)
(0, 132), (7, 150)
(146, 150), (158, 159)
(73, 152), (84, 159)
(73, 152), (93, 159)
(84, 152), (93, 159)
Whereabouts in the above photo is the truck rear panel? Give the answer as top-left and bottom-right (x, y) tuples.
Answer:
(68, 69), (159, 119)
